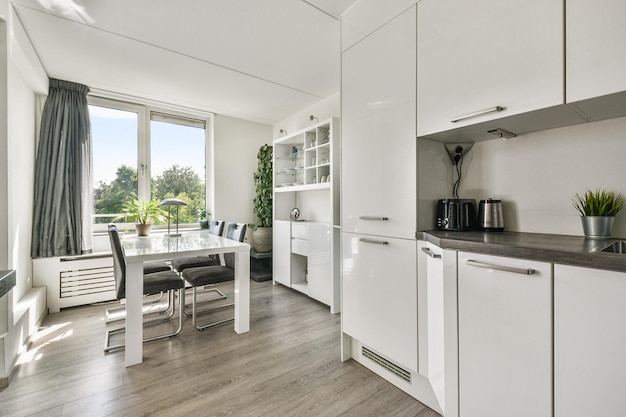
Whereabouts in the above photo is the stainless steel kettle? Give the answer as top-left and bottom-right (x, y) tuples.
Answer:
(478, 198), (504, 231)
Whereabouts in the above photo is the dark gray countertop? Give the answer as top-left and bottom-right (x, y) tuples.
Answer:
(420, 230), (626, 273)
(0, 270), (16, 298)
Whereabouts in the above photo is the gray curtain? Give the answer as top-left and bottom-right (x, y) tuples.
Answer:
(31, 78), (93, 258)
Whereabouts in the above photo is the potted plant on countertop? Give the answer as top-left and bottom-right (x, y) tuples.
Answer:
(117, 196), (168, 237)
(572, 188), (624, 239)
(251, 144), (273, 252)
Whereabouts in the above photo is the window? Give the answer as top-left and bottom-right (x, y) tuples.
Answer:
(89, 96), (211, 230)
(150, 113), (206, 223)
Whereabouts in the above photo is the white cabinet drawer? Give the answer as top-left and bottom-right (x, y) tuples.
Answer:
(342, 232), (417, 371)
(291, 223), (308, 239)
(291, 238), (309, 256)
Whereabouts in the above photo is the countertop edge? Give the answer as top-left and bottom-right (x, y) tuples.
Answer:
(0, 270), (16, 298)
(420, 231), (626, 273)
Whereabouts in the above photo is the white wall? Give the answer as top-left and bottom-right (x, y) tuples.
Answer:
(8, 57), (36, 301)
(456, 116), (626, 238)
(213, 115), (272, 226)
(272, 91), (340, 137)
(0, 5), (47, 384)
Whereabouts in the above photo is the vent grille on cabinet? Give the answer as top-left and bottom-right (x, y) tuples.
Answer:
(362, 346), (411, 383)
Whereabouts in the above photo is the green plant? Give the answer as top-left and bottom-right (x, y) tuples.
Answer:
(116, 196), (167, 224)
(198, 208), (211, 221)
(572, 189), (625, 216)
(253, 144), (273, 228)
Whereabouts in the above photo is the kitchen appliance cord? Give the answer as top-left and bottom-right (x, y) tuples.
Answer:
(453, 152), (463, 200)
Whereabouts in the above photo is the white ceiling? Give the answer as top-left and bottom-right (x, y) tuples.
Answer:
(11, 0), (356, 125)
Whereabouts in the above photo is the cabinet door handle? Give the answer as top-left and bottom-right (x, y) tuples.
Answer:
(466, 259), (536, 275)
(450, 106), (505, 123)
(359, 216), (389, 221)
(359, 238), (389, 245)
(421, 247), (441, 259)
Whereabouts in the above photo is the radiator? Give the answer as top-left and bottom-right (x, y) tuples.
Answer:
(33, 253), (116, 313)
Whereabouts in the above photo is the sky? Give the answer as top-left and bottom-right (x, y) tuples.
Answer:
(89, 105), (205, 185)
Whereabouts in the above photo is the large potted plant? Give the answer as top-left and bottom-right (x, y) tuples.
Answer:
(572, 188), (624, 238)
(251, 144), (273, 252)
(118, 196), (167, 236)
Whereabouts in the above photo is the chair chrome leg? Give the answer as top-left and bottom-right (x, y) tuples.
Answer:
(104, 289), (184, 352)
(105, 291), (170, 323)
(183, 286), (227, 316)
(191, 287), (234, 331)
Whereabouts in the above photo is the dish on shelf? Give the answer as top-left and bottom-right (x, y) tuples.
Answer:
(280, 182), (292, 187)
(284, 168), (295, 173)
(294, 166), (304, 171)
(293, 182), (304, 186)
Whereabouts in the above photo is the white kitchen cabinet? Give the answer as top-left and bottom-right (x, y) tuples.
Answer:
(272, 118), (340, 313)
(272, 220), (291, 287)
(554, 264), (626, 417)
(272, 220), (339, 313)
(342, 232), (417, 371)
(566, 0), (626, 103)
(457, 252), (552, 417)
(565, 0), (626, 121)
(417, 0), (563, 137)
(341, 5), (416, 240)
(416, 241), (445, 412)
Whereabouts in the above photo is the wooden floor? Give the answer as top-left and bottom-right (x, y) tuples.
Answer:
(0, 280), (440, 417)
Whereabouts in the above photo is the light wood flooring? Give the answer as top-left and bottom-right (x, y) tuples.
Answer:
(0, 280), (440, 417)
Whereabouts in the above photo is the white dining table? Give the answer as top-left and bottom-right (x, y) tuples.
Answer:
(122, 230), (250, 367)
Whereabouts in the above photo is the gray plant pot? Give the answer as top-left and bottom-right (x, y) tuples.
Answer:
(251, 226), (273, 253)
(581, 216), (614, 239)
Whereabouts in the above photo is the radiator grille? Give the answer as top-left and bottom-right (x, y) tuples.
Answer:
(60, 265), (115, 299)
(362, 346), (412, 383)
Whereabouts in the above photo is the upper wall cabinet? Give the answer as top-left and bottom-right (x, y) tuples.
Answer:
(417, 0), (567, 141)
(566, 0), (626, 120)
(341, 5), (416, 239)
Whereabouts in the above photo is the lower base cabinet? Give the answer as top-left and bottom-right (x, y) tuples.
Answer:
(555, 264), (626, 417)
(273, 220), (339, 312)
(457, 252), (552, 417)
(342, 232), (417, 372)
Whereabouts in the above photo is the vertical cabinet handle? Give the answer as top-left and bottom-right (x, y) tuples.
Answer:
(421, 247), (441, 259)
(466, 259), (536, 275)
(359, 216), (389, 221)
(359, 238), (389, 245)
(450, 106), (505, 123)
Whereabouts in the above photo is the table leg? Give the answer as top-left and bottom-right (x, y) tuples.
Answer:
(234, 250), (250, 334)
(125, 262), (143, 366)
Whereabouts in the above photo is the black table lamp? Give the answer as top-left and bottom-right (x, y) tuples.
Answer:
(159, 198), (188, 237)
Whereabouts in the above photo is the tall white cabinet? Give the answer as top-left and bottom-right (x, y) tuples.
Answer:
(272, 118), (340, 313)
(341, 4), (416, 360)
(341, 5), (444, 413)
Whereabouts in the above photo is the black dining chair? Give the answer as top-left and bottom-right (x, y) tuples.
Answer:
(182, 222), (247, 330)
(104, 224), (185, 352)
(105, 258), (172, 323)
(171, 220), (225, 272)
(170, 220), (228, 313)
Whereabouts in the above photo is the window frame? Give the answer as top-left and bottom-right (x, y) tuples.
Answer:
(88, 94), (214, 233)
